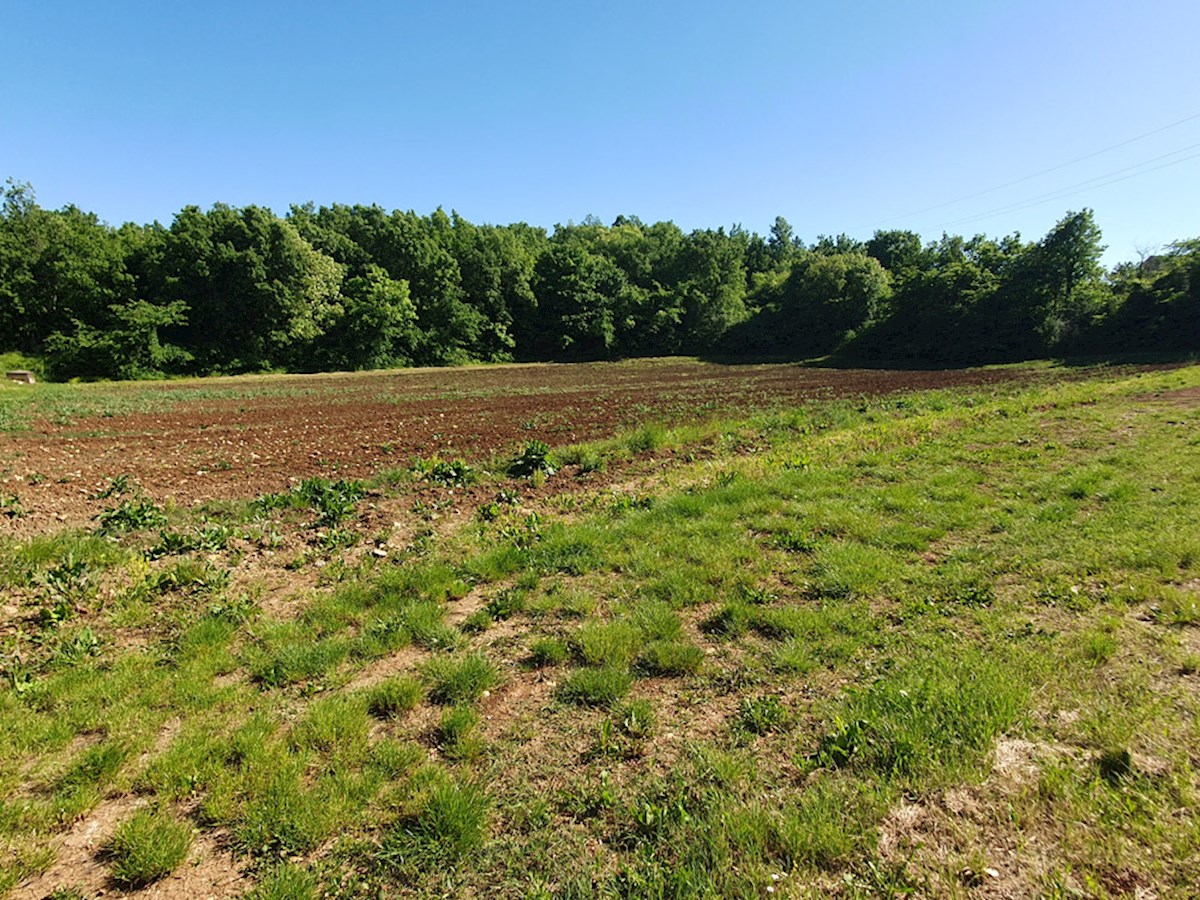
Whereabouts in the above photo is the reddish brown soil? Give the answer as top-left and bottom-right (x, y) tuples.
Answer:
(0, 360), (1066, 534)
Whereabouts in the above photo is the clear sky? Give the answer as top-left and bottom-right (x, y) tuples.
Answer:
(4, 0), (1198, 265)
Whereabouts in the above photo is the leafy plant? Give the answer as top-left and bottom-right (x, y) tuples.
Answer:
(96, 496), (166, 534)
(509, 440), (556, 478)
(414, 457), (477, 487)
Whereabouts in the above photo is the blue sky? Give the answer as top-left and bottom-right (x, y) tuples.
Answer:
(4, 0), (1198, 264)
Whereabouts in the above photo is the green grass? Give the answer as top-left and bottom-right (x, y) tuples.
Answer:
(107, 808), (193, 887)
(377, 779), (490, 870)
(365, 676), (423, 720)
(3, 362), (1200, 897)
(422, 652), (499, 706)
(556, 666), (633, 707)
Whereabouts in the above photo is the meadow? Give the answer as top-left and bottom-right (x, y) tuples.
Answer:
(0, 359), (1197, 898)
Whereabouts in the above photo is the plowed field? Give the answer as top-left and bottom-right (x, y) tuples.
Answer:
(0, 359), (1072, 532)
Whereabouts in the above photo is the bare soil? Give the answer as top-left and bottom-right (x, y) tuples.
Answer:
(0, 360), (1054, 535)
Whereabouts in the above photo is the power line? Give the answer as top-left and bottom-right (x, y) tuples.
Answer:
(938, 141), (1200, 229)
(864, 110), (1200, 230)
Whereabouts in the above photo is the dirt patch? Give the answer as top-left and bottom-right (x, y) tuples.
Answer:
(343, 646), (428, 691)
(14, 816), (249, 900)
(876, 737), (1102, 898)
(1136, 385), (1200, 407)
(11, 795), (143, 899)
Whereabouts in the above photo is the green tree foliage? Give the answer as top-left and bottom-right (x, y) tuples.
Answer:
(316, 265), (416, 371)
(44, 300), (190, 380)
(1, 179), (1195, 379)
(158, 205), (343, 373)
(531, 240), (626, 359)
(1083, 238), (1200, 352)
(782, 252), (891, 350)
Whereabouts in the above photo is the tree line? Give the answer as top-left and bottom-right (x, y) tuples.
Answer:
(0, 178), (1195, 380)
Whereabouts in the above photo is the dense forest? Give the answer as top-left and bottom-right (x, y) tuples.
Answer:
(0, 178), (1196, 380)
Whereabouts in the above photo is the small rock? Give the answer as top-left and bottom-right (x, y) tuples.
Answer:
(371, 548), (387, 558)
(958, 868), (984, 887)
(985, 868), (1000, 879)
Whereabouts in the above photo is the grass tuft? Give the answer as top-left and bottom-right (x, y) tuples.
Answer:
(107, 808), (193, 887)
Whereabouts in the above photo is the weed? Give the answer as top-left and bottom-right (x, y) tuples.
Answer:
(702, 602), (753, 638)
(626, 424), (666, 453)
(291, 695), (370, 761)
(0, 492), (23, 518)
(615, 698), (656, 738)
(571, 620), (641, 668)
(1150, 589), (1200, 626)
(147, 523), (232, 558)
(413, 457), (477, 487)
(96, 496), (166, 534)
(256, 478), (368, 527)
(435, 706), (483, 761)
(527, 636), (569, 667)
(734, 695), (791, 737)
(91, 474), (132, 500)
(509, 440), (556, 478)
(636, 640), (704, 676)
(245, 864), (319, 900)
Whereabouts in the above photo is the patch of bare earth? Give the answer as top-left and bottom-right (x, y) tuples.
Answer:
(11, 795), (249, 900)
(0, 361), (1059, 536)
(874, 736), (1179, 898)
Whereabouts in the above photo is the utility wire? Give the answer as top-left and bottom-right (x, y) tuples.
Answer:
(939, 141), (1200, 229)
(864, 111), (1200, 229)
(935, 152), (1200, 230)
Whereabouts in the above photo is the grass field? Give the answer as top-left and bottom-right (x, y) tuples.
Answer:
(1, 360), (1198, 898)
